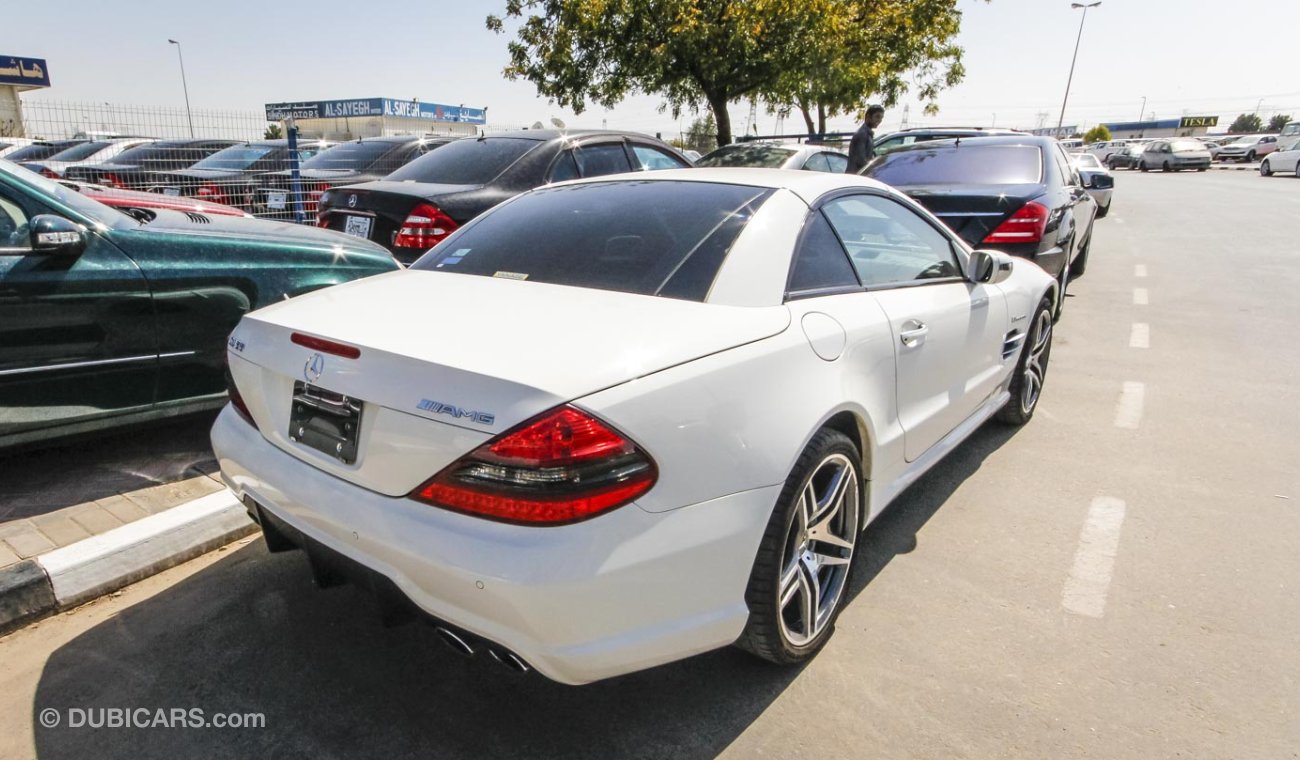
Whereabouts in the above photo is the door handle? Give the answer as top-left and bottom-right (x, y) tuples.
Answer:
(899, 321), (929, 348)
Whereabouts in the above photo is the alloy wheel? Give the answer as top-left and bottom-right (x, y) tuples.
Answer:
(777, 453), (859, 648)
(1020, 309), (1053, 415)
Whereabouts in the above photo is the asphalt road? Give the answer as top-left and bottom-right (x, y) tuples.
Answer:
(2, 170), (1298, 759)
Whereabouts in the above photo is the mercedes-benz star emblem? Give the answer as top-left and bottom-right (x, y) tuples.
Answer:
(304, 352), (325, 383)
(347, 194), (358, 208)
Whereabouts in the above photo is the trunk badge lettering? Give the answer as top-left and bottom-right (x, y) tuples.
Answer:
(418, 399), (495, 426)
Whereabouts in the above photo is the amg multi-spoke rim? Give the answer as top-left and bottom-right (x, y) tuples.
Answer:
(778, 453), (859, 647)
(1020, 309), (1053, 414)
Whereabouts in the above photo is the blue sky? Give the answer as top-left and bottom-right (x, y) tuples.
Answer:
(7, 0), (1299, 138)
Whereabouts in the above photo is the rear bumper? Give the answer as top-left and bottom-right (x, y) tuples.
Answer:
(211, 407), (777, 684)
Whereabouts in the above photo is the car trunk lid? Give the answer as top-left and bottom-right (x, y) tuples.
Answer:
(894, 182), (1042, 246)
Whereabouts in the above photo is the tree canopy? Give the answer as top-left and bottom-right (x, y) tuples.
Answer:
(1229, 113), (1263, 134)
(1267, 113), (1292, 132)
(1083, 124), (1111, 144)
(488, 1), (973, 147)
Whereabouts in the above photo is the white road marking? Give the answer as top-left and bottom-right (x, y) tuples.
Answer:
(1134, 264), (1147, 278)
(1114, 381), (1146, 429)
(1133, 288), (1149, 305)
(1062, 496), (1128, 618)
(1129, 323), (1150, 349)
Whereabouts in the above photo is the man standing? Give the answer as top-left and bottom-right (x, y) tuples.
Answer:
(846, 105), (886, 174)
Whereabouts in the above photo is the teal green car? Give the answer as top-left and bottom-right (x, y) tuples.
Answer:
(0, 160), (400, 450)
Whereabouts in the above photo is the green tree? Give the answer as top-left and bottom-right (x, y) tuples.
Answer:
(683, 113), (717, 153)
(1229, 113), (1263, 134)
(263, 123), (284, 139)
(762, 0), (973, 136)
(1083, 124), (1111, 144)
(1267, 113), (1292, 132)
(488, 1), (971, 147)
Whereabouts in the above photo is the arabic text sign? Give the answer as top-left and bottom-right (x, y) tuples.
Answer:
(265, 98), (487, 125)
(0, 56), (50, 88)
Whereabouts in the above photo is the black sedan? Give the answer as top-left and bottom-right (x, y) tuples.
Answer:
(63, 138), (239, 190)
(317, 130), (692, 264)
(149, 139), (334, 212)
(862, 135), (1101, 314)
(1, 139), (89, 163)
(254, 135), (449, 221)
(0, 158), (400, 450)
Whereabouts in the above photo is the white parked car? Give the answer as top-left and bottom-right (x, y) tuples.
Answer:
(1259, 138), (1300, 177)
(696, 142), (849, 172)
(1215, 134), (1280, 162)
(1086, 140), (1131, 162)
(213, 169), (1058, 684)
(1073, 153), (1114, 216)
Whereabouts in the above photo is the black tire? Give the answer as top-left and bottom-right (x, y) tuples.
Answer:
(998, 296), (1054, 426)
(1139, 161), (1148, 172)
(736, 428), (862, 665)
(1070, 231), (1092, 279)
(1246, 151), (1256, 162)
(1163, 161), (1173, 172)
(1096, 200), (1110, 218)
(1261, 160), (1273, 177)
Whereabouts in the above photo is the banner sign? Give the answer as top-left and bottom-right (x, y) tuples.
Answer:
(266, 99), (486, 125)
(0, 56), (50, 88)
(1178, 116), (1218, 129)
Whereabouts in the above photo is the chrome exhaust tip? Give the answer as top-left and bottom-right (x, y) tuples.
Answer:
(487, 648), (530, 674)
(434, 627), (475, 657)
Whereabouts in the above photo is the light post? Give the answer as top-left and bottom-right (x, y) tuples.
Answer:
(1056, 2), (1101, 136)
(1138, 95), (1146, 123)
(167, 39), (195, 137)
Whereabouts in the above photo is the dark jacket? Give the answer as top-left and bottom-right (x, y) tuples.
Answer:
(846, 123), (876, 174)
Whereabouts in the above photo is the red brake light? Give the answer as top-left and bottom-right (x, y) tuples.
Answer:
(982, 201), (1049, 245)
(224, 349), (257, 429)
(101, 173), (123, 188)
(39, 167), (59, 179)
(392, 203), (458, 250)
(410, 405), (657, 525)
(290, 332), (361, 359)
(196, 182), (226, 204)
(306, 182), (331, 214)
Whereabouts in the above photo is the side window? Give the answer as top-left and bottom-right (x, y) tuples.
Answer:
(1053, 145), (1081, 185)
(802, 153), (831, 172)
(821, 194), (962, 288)
(573, 143), (633, 177)
(630, 144), (688, 171)
(787, 212), (860, 296)
(0, 189), (32, 252)
(824, 153), (848, 173)
(548, 151), (580, 182)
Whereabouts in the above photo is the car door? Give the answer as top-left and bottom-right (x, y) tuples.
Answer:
(820, 192), (1008, 461)
(0, 178), (156, 442)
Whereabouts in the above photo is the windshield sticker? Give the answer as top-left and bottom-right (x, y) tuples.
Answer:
(437, 248), (472, 268)
(492, 271), (529, 281)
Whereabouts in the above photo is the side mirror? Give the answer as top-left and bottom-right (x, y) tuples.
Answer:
(970, 249), (1013, 285)
(29, 215), (87, 256)
(1085, 173), (1114, 190)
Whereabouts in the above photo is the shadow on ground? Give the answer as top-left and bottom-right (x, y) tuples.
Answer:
(29, 423), (1019, 759)
(0, 413), (219, 521)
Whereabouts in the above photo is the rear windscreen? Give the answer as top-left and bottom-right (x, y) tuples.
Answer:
(192, 144), (276, 170)
(302, 141), (400, 171)
(6, 141), (85, 162)
(864, 145), (1044, 185)
(386, 138), (537, 184)
(696, 145), (796, 168)
(46, 141), (113, 161)
(411, 180), (772, 302)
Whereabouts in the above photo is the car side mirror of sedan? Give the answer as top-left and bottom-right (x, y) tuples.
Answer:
(970, 249), (1013, 284)
(29, 215), (87, 256)
(1085, 173), (1114, 190)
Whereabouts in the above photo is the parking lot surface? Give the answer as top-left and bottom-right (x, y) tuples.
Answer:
(1, 170), (1297, 759)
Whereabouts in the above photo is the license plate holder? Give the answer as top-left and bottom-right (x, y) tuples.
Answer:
(289, 381), (363, 464)
(267, 191), (288, 210)
(343, 215), (373, 239)
(161, 187), (180, 197)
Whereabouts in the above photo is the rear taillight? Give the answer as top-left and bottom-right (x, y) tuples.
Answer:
(410, 405), (658, 525)
(306, 182), (331, 214)
(224, 353), (257, 429)
(101, 173), (123, 188)
(39, 167), (59, 179)
(392, 203), (458, 251)
(290, 332), (361, 359)
(196, 183), (226, 205)
(982, 201), (1049, 245)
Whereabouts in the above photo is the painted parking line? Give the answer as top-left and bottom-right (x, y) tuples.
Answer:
(1133, 288), (1149, 305)
(1062, 496), (1128, 618)
(1114, 382), (1146, 429)
(1130, 323), (1150, 349)
(1134, 264), (1147, 278)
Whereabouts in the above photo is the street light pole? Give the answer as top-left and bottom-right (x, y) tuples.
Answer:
(1138, 95), (1147, 123)
(1056, 2), (1101, 136)
(168, 39), (195, 137)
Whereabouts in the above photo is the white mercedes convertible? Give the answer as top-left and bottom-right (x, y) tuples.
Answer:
(213, 168), (1058, 684)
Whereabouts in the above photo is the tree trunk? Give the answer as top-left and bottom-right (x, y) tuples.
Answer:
(817, 103), (827, 136)
(799, 100), (815, 136)
(707, 92), (733, 147)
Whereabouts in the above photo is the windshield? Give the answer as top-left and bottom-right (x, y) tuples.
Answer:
(387, 138), (535, 183)
(696, 144), (797, 168)
(1075, 153), (1103, 169)
(863, 144), (1043, 185)
(1171, 140), (1204, 152)
(45, 141), (113, 162)
(191, 144), (276, 170)
(108, 143), (224, 169)
(1230, 136), (1258, 145)
(0, 159), (126, 227)
(302, 141), (400, 171)
(411, 180), (772, 302)
(5, 140), (85, 162)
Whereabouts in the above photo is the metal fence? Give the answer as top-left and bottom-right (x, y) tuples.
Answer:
(6, 100), (527, 222)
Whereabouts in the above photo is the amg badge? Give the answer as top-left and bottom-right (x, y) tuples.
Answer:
(417, 399), (495, 426)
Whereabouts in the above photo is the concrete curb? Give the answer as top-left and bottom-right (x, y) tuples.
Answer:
(0, 489), (255, 635)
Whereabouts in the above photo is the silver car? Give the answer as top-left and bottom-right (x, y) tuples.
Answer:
(1074, 153), (1114, 217)
(695, 142), (849, 172)
(1138, 139), (1211, 172)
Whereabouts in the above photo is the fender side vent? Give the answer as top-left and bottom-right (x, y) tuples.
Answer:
(1002, 330), (1025, 361)
(185, 212), (212, 224)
